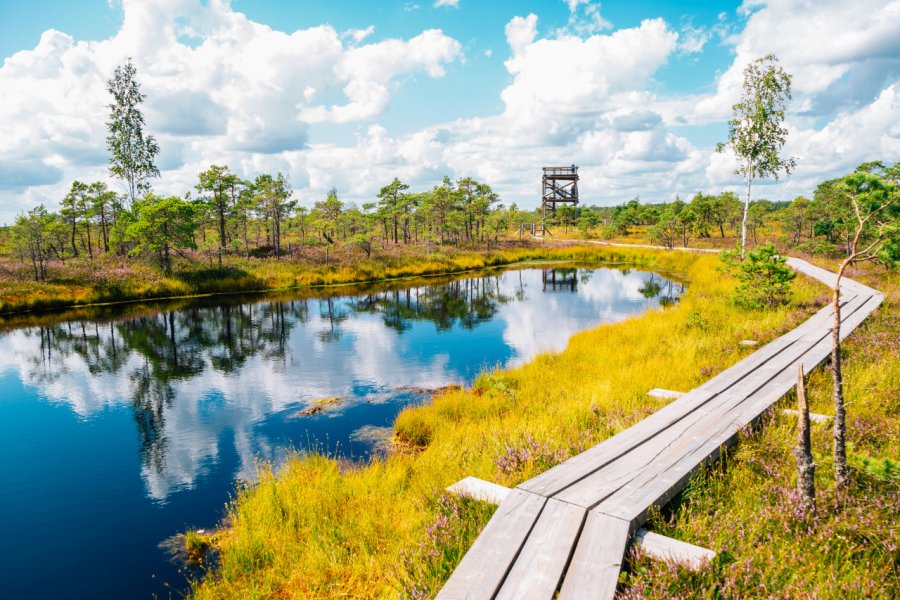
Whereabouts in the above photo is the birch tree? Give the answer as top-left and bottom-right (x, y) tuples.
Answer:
(717, 54), (796, 258)
(106, 58), (160, 204)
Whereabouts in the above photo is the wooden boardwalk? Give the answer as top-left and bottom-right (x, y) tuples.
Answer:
(437, 257), (883, 599)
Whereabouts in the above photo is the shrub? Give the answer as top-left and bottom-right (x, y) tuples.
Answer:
(731, 243), (796, 309)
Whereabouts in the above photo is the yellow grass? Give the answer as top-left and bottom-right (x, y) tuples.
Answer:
(189, 245), (826, 599)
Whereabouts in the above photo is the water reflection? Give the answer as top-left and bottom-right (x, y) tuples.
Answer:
(0, 266), (683, 599)
(1, 267), (682, 502)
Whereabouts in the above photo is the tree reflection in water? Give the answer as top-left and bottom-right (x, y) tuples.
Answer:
(2, 266), (683, 500)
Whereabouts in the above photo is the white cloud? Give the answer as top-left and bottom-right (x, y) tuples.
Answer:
(565, 0), (590, 13)
(505, 14), (538, 57)
(434, 0), (459, 8)
(678, 23), (710, 55)
(697, 0), (900, 120)
(0, 0), (897, 223)
(557, 1), (613, 37)
(0, 0), (460, 220)
(342, 25), (375, 43)
(502, 17), (677, 131)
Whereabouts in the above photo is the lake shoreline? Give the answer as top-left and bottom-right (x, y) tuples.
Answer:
(0, 243), (689, 326)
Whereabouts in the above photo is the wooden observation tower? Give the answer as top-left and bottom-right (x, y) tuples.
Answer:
(540, 165), (579, 235)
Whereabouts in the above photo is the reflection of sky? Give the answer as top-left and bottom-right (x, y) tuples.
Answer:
(0, 267), (680, 599)
(0, 268), (679, 501)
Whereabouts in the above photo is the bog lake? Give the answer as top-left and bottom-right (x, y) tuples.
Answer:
(0, 265), (682, 598)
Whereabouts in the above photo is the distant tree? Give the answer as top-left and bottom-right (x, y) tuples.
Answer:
(352, 233), (373, 258)
(127, 194), (197, 274)
(196, 165), (238, 254)
(316, 187), (344, 245)
(12, 206), (54, 281)
(826, 162), (899, 488)
(747, 200), (773, 244)
(61, 181), (92, 258)
(423, 177), (460, 244)
(717, 54), (796, 258)
(782, 195), (810, 244)
(689, 192), (715, 238)
(253, 173), (295, 258)
(649, 199), (694, 249)
(89, 182), (118, 253)
(713, 191), (741, 238)
(377, 178), (410, 244)
(106, 58), (160, 203)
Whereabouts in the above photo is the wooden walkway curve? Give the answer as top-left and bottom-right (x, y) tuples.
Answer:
(437, 256), (883, 599)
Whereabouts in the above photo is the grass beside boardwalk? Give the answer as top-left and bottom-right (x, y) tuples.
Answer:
(622, 261), (899, 599)
(190, 246), (838, 599)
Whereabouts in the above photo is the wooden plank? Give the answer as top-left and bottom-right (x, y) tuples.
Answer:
(553, 289), (875, 510)
(782, 409), (832, 424)
(796, 293), (875, 343)
(839, 294), (883, 341)
(521, 333), (799, 497)
(602, 327), (848, 523)
(554, 337), (819, 507)
(600, 332), (836, 521)
(557, 510), (631, 600)
(436, 489), (546, 600)
(633, 530), (715, 570)
(647, 388), (685, 399)
(447, 477), (511, 505)
(495, 499), (586, 600)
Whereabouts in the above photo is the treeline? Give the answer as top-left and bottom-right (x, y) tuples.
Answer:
(8, 168), (524, 279)
(576, 160), (898, 258)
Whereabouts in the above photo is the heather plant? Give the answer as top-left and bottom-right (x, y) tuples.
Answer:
(494, 433), (569, 476)
(397, 493), (494, 599)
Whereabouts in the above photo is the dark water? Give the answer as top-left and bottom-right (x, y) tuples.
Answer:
(0, 266), (681, 599)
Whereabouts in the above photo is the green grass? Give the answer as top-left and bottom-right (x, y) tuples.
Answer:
(621, 262), (899, 598)
(188, 246), (846, 599)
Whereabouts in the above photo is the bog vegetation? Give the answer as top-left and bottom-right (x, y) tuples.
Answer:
(1, 56), (898, 599)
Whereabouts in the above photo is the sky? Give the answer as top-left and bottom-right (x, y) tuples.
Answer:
(0, 0), (898, 224)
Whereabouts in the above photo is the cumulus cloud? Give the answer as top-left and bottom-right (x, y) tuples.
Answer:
(696, 0), (900, 120)
(434, 0), (459, 8)
(678, 23), (710, 55)
(0, 0), (897, 223)
(301, 29), (461, 123)
(0, 0), (461, 221)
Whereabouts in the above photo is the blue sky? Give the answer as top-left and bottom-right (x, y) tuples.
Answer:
(0, 0), (897, 223)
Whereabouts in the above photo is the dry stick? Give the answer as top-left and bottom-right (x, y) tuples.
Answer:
(793, 364), (816, 509)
